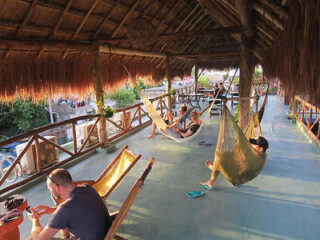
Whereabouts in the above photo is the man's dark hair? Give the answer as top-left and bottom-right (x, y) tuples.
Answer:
(48, 168), (73, 187)
(181, 106), (187, 112)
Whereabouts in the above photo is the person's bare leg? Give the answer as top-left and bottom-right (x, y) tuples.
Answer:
(205, 168), (220, 188)
(201, 162), (219, 188)
(148, 123), (157, 138)
(205, 160), (213, 170)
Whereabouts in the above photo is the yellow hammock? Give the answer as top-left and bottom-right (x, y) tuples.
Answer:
(213, 105), (266, 185)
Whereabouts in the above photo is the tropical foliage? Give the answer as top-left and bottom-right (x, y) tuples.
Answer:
(0, 99), (48, 137)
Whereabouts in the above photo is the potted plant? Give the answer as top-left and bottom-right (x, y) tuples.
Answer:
(103, 105), (116, 118)
(285, 112), (296, 124)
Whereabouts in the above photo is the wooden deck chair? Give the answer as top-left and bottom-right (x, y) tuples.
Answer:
(105, 158), (155, 240)
(76, 145), (141, 200)
(54, 145), (141, 205)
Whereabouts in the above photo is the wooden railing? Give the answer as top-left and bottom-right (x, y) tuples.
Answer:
(0, 94), (170, 195)
(290, 96), (320, 147)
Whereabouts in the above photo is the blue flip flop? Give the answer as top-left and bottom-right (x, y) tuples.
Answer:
(186, 190), (204, 198)
(200, 182), (215, 191)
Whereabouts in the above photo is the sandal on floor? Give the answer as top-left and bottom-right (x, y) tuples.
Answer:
(186, 190), (204, 198)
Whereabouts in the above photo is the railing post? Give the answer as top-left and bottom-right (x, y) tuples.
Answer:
(122, 110), (127, 131)
(160, 98), (163, 115)
(138, 106), (142, 125)
(308, 109), (313, 128)
(72, 123), (77, 154)
(35, 135), (41, 172)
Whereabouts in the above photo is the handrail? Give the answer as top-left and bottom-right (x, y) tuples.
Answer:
(0, 93), (173, 195)
(291, 96), (320, 148)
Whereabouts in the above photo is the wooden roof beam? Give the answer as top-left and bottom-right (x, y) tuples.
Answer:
(99, 25), (241, 43)
(0, 39), (93, 51)
(50, 0), (73, 39)
(16, 0), (39, 37)
(99, 45), (166, 58)
(258, 0), (288, 19)
(173, 51), (240, 58)
(72, 0), (101, 40)
(252, 2), (284, 30)
(93, 0), (121, 39)
(16, 0), (179, 40)
(111, 0), (139, 38)
(200, 0), (262, 60)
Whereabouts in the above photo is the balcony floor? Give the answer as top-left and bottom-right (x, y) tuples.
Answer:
(17, 95), (320, 240)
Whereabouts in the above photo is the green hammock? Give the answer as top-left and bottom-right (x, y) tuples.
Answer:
(212, 105), (267, 185)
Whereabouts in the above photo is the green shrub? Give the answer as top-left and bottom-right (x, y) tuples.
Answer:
(0, 99), (48, 136)
(199, 75), (210, 88)
(108, 89), (136, 109)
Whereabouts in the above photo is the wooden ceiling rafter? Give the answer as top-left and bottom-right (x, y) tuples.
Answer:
(50, 0), (73, 39)
(162, 17), (214, 68)
(252, 2), (284, 31)
(217, 0), (275, 47)
(72, 0), (101, 40)
(16, 0), (39, 37)
(177, 17), (213, 56)
(63, 0), (101, 58)
(258, 0), (288, 19)
(169, 17), (214, 66)
(157, 13), (211, 68)
(146, 0), (194, 64)
(154, 0), (181, 31)
(16, 0), (181, 42)
(111, 0), (139, 38)
(200, 0), (263, 60)
(92, 0), (121, 39)
(152, 0), (196, 51)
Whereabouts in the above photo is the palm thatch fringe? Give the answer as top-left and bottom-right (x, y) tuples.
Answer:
(262, 0), (320, 104)
(0, 52), (192, 102)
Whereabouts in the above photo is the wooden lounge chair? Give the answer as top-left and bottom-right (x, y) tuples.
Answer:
(54, 145), (141, 205)
(75, 145), (141, 200)
(105, 158), (155, 240)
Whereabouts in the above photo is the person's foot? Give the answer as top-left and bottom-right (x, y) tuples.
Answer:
(200, 180), (215, 190)
(205, 160), (213, 169)
(147, 134), (155, 139)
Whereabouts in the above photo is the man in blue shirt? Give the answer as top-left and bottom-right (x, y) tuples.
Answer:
(28, 168), (112, 240)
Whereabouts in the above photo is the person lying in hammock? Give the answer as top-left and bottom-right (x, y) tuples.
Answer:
(175, 111), (202, 138)
(200, 136), (269, 190)
(148, 104), (190, 139)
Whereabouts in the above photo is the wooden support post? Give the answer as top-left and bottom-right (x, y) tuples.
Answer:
(194, 64), (199, 93)
(166, 56), (172, 112)
(93, 47), (108, 147)
(34, 135), (41, 172)
(308, 109), (313, 128)
(72, 123), (77, 154)
(236, 0), (255, 130)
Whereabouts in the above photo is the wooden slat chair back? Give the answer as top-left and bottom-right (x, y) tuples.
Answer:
(105, 158), (155, 240)
(54, 145), (141, 205)
(91, 145), (141, 200)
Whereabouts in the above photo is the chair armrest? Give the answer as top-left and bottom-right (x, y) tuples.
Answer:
(74, 180), (95, 185)
(110, 210), (119, 221)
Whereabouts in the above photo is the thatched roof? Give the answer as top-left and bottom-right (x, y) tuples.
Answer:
(0, 0), (318, 102)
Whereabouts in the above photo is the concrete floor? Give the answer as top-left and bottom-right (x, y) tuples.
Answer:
(17, 95), (320, 240)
